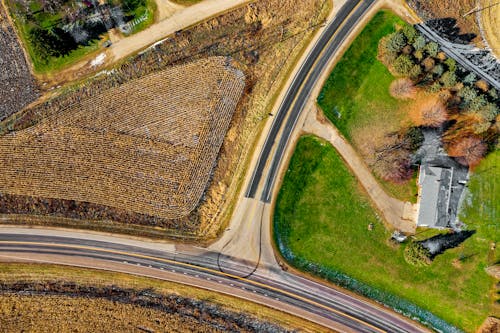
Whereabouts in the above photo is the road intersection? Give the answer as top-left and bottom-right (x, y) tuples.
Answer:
(0, 0), (431, 331)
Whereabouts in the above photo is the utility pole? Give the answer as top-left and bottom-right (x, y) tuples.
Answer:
(462, 1), (500, 17)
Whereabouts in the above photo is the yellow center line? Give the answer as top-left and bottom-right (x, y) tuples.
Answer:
(0, 241), (386, 332)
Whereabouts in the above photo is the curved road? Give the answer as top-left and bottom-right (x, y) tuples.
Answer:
(0, 230), (428, 332)
(0, 0), (431, 332)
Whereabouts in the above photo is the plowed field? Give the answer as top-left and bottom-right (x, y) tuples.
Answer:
(0, 57), (244, 219)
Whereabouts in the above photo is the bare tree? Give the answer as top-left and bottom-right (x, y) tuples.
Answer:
(447, 136), (487, 167)
(410, 95), (448, 127)
(389, 78), (417, 100)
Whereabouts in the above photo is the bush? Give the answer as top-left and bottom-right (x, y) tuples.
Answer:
(387, 31), (407, 53)
(425, 41), (439, 57)
(412, 35), (426, 50)
(463, 72), (477, 85)
(440, 71), (457, 88)
(409, 64), (422, 80)
(444, 58), (456, 72)
(402, 25), (417, 43)
(392, 54), (414, 76)
(404, 242), (431, 267)
(458, 86), (478, 104)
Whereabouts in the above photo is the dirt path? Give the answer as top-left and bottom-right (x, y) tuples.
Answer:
(302, 105), (417, 234)
(37, 0), (250, 87)
(154, 0), (184, 22)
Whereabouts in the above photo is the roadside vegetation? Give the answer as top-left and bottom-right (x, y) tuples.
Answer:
(0, 263), (323, 332)
(317, 11), (418, 202)
(5, 0), (156, 73)
(0, 0), (330, 240)
(274, 135), (498, 332)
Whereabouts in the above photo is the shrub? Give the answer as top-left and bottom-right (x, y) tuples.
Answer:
(447, 135), (487, 167)
(389, 78), (417, 99)
(409, 64), (422, 80)
(467, 95), (487, 113)
(444, 58), (456, 72)
(387, 31), (407, 53)
(377, 35), (398, 66)
(402, 25), (418, 43)
(412, 35), (426, 50)
(475, 79), (489, 92)
(392, 54), (414, 76)
(432, 64), (444, 76)
(488, 88), (498, 99)
(458, 86), (478, 104)
(463, 72), (477, 85)
(440, 71), (457, 88)
(404, 242), (431, 267)
(425, 41), (439, 57)
(422, 57), (435, 72)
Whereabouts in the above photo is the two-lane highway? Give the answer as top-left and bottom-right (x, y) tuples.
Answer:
(0, 230), (429, 332)
(246, 0), (375, 201)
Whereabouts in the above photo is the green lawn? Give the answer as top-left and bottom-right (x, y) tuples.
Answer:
(317, 10), (417, 202)
(274, 135), (498, 332)
(461, 151), (500, 242)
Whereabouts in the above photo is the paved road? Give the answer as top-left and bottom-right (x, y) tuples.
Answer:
(0, 1), (431, 331)
(246, 0), (374, 201)
(0, 230), (429, 333)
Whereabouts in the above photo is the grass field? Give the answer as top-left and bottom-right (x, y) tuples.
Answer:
(0, 263), (323, 332)
(0, 57), (244, 220)
(460, 150), (500, 241)
(317, 11), (417, 202)
(274, 135), (499, 332)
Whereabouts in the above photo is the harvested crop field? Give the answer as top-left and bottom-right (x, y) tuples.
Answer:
(0, 5), (38, 120)
(0, 57), (245, 220)
(0, 0), (329, 237)
(480, 0), (500, 57)
(0, 282), (287, 333)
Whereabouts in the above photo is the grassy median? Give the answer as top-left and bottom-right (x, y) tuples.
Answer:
(274, 135), (498, 332)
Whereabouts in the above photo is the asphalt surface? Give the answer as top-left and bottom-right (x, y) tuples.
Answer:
(246, 0), (374, 201)
(0, 233), (428, 333)
(0, 1), (431, 331)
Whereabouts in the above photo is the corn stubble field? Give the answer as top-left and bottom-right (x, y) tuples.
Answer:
(0, 0), (329, 237)
(0, 281), (287, 332)
(0, 57), (245, 220)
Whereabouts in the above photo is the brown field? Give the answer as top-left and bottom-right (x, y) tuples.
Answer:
(0, 263), (325, 332)
(0, 0), (329, 237)
(0, 57), (244, 220)
(407, 0), (482, 46)
(0, 5), (39, 120)
(480, 0), (500, 57)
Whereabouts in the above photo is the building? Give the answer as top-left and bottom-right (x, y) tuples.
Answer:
(415, 130), (469, 229)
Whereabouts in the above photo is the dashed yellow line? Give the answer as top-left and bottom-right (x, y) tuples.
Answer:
(0, 240), (386, 332)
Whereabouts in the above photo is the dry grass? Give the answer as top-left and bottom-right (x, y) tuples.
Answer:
(0, 57), (244, 220)
(480, 0), (500, 57)
(1, 294), (229, 333)
(0, 0), (329, 238)
(407, 0), (483, 46)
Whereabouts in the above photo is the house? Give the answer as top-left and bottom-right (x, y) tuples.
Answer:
(415, 129), (469, 229)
